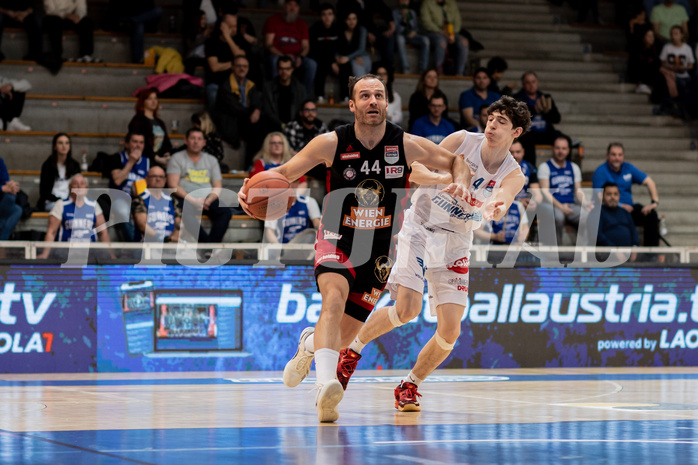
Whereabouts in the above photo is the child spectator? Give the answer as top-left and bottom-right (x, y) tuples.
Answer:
(38, 133), (82, 211)
(658, 25), (693, 100)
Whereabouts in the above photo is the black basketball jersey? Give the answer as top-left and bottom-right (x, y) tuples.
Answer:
(319, 121), (411, 246)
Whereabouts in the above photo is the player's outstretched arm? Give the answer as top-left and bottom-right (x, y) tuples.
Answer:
(237, 132), (338, 213)
(409, 161), (452, 186)
(485, 170), (526, 222)
(403, 132), (470, 199)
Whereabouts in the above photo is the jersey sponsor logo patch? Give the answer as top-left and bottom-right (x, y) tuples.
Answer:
(447, 257), (469, 275)
(346, 144), (354, 151)
(316, 253), (341, 264)
(341, 152), (361, 160)
(384, 145), (399, 165)
(355, 179), (385, 207)
(623, 173), (632, 181)
(385, 166), (404, 179)
(323, 230), (342, 240)
(361, 288), (382, 306)
(343, 167), (357, 180)
(483, 180), (496, 198)
(374, 255), (393, 283)
(343, 207), (392, 229)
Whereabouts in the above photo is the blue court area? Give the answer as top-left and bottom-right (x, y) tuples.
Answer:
(2, 420), (698, 465)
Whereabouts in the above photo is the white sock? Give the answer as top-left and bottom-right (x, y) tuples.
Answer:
(406, 370), (423, 387)
(314, 348), (340, 385)
(348, 335), (366, 354)
(304, 333), (315, 353)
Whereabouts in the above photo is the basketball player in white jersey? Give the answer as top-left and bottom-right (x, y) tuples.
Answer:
(336, 96), (532, 411)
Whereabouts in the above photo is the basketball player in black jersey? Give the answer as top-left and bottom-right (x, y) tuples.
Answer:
(238, 74), (470, 422)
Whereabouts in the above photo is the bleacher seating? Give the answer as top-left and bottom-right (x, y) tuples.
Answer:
(0, 0), (692, 246)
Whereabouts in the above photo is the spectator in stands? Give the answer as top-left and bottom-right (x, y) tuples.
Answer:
(595, 181), (640, 248)
(204, 10), (245, 113)
(628, 28), (662, 95)
(264, 179), (321, 259)
(420, 0), (469, 76)
(38, 133), (82, 211)
(37, 174), (111, 259)
(393, 0), (429, 74)
(229, 6), (264, 92)
(628, 5), (652, 48)
(537, 135), (587, 246)
(132, 166), (181, 243)
(263, 55), (306, 131)
(658, 25), (693, 100)
(487, 56), (515, 96)
(191, 111), (224, 169)
(0, 75), (31, 131)
(0, 1), (42, 62)
(107, 131), (149, 241)
(264, 0), (316, 97)
(473, 104), (488, 133)
(167, 128), (232, 244)
(408, 68), (442, 131)
(338, 0), (395, 69)
(106, 0), (162, 63)
(183, 10), (212, 75)
(459, 67), (500, 130)
(309, 3), (340, 102)
(376, 65), (403, 126)
(591, 142), (660, 247)
(214, 54), (263, 170)
(251, 132), (294, 175)
(650, 0), (688, 41)
(410, 91), (454, 144)
(335, 10), (372, 102)
(514, 71), (562, 166)
(44, 0), (99, 64)
(0, 156), (21, 240)
(283, 99), (329, 153)
(474, 200), (529, 245)
(129, 88), (173, 168)
(510, 139), (542, 212)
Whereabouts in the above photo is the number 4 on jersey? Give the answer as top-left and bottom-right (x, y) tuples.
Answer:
(361, 160), (381, 175)
(472, 177), (485, 190)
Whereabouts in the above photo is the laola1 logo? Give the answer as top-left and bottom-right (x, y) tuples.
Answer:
(0, 283), (57, 354)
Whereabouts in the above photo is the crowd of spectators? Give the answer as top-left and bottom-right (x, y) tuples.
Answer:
(0, 0), (667, 261)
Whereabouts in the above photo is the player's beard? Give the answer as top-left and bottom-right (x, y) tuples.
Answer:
(356, 106), (387, 126)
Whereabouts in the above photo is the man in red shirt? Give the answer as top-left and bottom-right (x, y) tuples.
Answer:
(264, 0), (317, 96)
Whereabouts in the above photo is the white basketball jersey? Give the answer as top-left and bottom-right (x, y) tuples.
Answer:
(410, 131), (521, 234)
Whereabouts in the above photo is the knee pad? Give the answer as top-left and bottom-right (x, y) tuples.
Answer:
(435, 331), (455, 351)
(388, 306), (405, 328)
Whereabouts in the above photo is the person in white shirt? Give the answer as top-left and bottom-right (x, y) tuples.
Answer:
(659, 25), (694, 98)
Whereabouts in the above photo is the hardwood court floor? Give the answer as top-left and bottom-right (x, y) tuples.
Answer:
(1, 367), (697, 464)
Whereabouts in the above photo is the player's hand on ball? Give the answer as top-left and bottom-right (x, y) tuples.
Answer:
(237, 178), (254, 217)
(484, 201), (505, 221)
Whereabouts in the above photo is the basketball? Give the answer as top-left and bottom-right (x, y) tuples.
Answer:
(243, 170), (295, 221)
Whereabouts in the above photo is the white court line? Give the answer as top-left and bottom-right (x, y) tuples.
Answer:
(385, 455), (450, 464)
(374, 439), (698, 445)
(99, 438), (698, 454)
